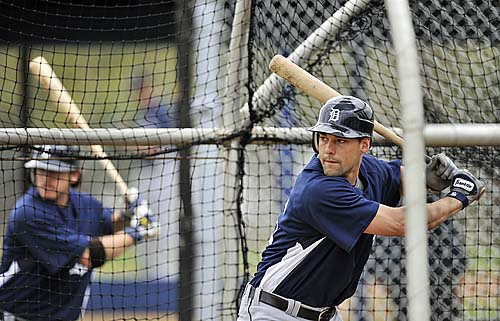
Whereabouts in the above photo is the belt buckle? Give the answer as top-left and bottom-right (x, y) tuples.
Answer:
(318, 307), (334, 321)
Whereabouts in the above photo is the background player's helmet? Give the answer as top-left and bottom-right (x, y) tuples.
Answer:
(25, 145), (81, 172)
(308, 96), (374, 152)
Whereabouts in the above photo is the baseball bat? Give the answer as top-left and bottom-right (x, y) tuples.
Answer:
(270, 57), (486, 200)
(29, 56), (131, 199)
(268, 54), (405, 148)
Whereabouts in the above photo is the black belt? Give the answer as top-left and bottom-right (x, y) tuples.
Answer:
(248, 285), (336, 320)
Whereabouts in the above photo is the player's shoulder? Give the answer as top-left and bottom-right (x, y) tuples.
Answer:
(303, 172), (353, 199)
(13, 187), (37, 209)
(362, 154), (401, 171)
(69, 189), (108, 216)
(361, 154), (402, 190)
(361, 153), (383, 167)
(11, 188), (46, 223)
(70, 188), (101, 204)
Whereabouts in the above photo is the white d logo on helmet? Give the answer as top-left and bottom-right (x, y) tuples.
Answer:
(329, 108), (340, 122)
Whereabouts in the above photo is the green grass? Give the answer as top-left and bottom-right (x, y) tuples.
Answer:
(0, 43), (178, 128)
(97, 247), (143, 278)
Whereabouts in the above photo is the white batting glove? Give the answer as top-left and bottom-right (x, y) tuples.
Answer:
(446, 169), (486, 209)
(426, 153), (459, 192)
(124, 187), (160, 242)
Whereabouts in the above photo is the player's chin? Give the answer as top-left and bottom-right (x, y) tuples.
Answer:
(323, 166), (342, 177)
(37, 188), (58, 201)
(321, 162), (341, 176)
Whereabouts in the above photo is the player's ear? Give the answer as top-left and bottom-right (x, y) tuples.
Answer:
(70, 171), (81, 185)
(360, 137), (371, 151)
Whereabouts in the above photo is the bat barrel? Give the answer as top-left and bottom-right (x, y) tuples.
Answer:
(269, 54), (407, 150)
(29, 56), (130, 197)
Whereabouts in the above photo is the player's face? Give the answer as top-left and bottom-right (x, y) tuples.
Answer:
(34, 169), (79, 206)
(138, 86), (154, 107)
(317, 133), (370, 183)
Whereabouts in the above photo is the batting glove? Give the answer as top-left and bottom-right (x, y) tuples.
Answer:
(446, 169), (486, 209)
(124, 187), (160, 242)
(426, 153), (459, 192)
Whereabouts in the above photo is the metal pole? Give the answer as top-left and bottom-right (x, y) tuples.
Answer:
(384, 1), (430, 321)
(20, 46), (30, 191)
(176, 0), (194, 319)
(222, 0), (251, 318)
(2, 125), (500, 146)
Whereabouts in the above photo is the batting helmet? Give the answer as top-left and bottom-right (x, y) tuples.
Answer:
(308, 96), (374, 152)
(25, 145), (80, 172)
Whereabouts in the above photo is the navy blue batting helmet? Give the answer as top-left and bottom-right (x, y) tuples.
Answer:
(308, 96), (374, 152)
(308, 95), (374, 138)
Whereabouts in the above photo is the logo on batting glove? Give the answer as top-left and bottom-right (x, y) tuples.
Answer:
(452, 177), (474, 192)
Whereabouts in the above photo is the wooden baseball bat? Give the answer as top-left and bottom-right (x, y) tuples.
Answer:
(29, 56), (131, 199)
(268, 54), (405, 148)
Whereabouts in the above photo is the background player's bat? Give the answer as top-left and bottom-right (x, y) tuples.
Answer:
(268, 54), (405, 148)
(29, 56), (131, 200)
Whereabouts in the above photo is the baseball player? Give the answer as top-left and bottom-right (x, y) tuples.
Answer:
(237, 96), (485, 321)
(0, 145), (158, 321)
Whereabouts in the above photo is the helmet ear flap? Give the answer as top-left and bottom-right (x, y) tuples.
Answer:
(311, 132), (319, 153)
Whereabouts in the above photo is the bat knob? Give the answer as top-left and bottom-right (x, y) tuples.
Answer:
(127, 187), (140, 204)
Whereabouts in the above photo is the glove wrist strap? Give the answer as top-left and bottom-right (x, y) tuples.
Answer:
(124, 226), (142, 243)
(446, 191), (469, 209)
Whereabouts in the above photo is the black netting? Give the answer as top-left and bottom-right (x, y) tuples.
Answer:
(0, 0), (498, 320)
(247, 1), (499, 321)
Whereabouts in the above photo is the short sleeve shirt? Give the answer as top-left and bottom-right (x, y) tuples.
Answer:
(250, 154), (401, 307)
(0, 187), (114, 321)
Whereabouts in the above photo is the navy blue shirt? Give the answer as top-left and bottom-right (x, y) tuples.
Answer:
(250, 154), (401, 308)
(136, 101), (174, 129)
(0, 187), (114, 321)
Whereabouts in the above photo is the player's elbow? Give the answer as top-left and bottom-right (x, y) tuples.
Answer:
(79, 248), (93, 269)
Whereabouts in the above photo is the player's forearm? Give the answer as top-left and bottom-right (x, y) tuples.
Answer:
(112, 210), (127, 232)
(426, 197), (462, 229)
(100, 232), (135, 260)
(79, 232), (134, 269)
(368, 197), (462, 237)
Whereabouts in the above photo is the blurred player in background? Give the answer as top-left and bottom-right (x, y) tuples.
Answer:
(129, 72), (180, 281)
(132, 72), (175, 129)
(0, 145), (158, 321)
(237, 96), (485, 321)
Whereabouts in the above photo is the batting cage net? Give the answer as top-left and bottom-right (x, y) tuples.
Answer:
(0, 0), (498, 320)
